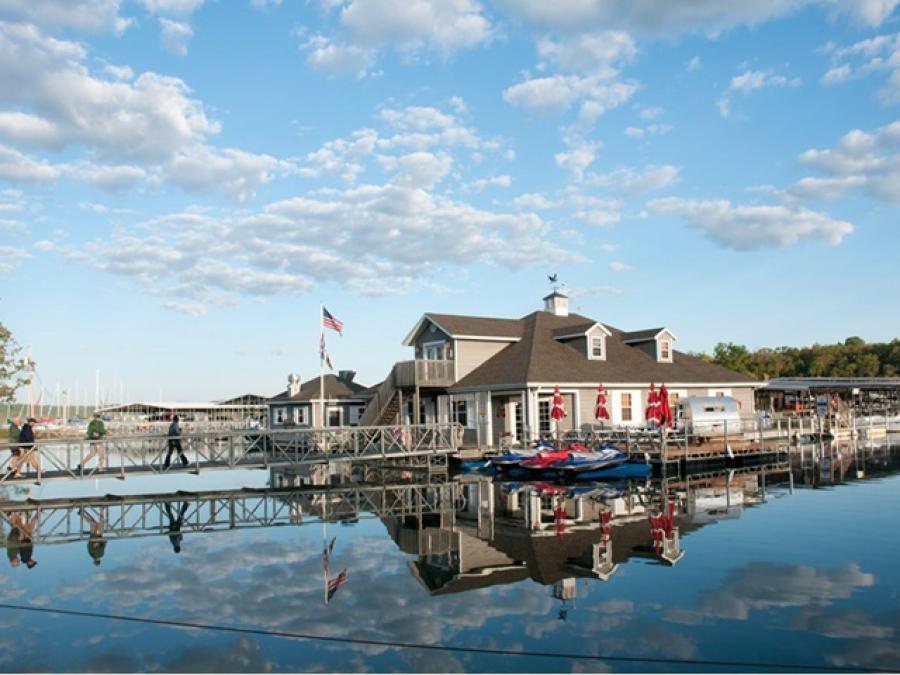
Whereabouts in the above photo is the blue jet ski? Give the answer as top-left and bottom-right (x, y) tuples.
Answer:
(489, 440), (558, 471)
(551, 445), (628, 475)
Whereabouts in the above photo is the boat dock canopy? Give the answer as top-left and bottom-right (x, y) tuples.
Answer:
(760, 377), (900, 392)
(96, 401), (266, 414)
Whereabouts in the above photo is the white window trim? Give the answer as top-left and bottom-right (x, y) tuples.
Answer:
(274, 406), (288, 424)
(326, 406), (343, 427)
(589, 335), (606, 361)
(293, 406), (310, 425)
(422, 339), (447, 361)
(708, 388), (732, 397)
(612, 389), (642, 426)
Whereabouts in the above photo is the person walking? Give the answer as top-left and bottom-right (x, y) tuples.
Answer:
(164, 415), (188, 469)
(6, 416), (21, 473)
(79, 413), (108, 471)
(81, 508), (107, 566)
(164, 501), (189, 553)
(6, 512), (38, 569)
(16, 418), (39, 478)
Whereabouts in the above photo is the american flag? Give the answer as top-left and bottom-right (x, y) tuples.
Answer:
(326, 568), (348, 602)
(322, 306), (343, 335)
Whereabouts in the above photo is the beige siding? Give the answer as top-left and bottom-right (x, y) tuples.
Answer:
(455, 339), (513, 380)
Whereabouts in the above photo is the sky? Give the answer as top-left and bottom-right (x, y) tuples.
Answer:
(0, 0), (899, 403)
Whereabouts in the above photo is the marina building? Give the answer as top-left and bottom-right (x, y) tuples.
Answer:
(267, 371), (369, 428)
(360, 290), (760, 446)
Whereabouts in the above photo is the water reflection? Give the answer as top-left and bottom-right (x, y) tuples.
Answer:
(0, 441), (896, 672)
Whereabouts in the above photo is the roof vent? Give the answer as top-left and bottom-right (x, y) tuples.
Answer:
(543, 290), (569, 317)
(287, 373), (301, 397)
(338, 370), (356, 383)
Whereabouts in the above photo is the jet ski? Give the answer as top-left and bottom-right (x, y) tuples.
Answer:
(551, 445), (628, 475)
(489, 440), (558, 471)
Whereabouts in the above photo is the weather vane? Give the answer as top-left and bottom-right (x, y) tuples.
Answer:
(547, 273), (564, 293)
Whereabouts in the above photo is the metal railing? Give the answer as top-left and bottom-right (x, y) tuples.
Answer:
(0, 423), (462, 484)
(0, 480), (460, 546)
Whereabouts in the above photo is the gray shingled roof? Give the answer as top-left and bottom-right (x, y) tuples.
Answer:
(450, 311), (758, 388)
(268, 374), (368, 402)
(622, 327), (665, 342)
(551, 322), (597, 338)
(425, 313), (523, 338)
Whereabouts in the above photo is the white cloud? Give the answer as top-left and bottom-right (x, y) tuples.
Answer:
(511, 192), (558, 209)
(301, 0), (493, 77)
(536, 31), (636, 74)
(588, 164), (680, 195)
(303, 35), (375, 78)
(718, 69), (802, 117)
(65, 162), (147, 191)
(686, 55), (701, 71)
(65, 158), (583, 311)
(469, 175), (512, 191)
(0, 144), (60, 182)
(554, 138), (601, 179)
(0, 22), (291, 200)
(159, 18), (193, 56)
(791, 119), (900, 203)
(624, 126), (645, 139)
(639, 106), (663, 120)
(341, 0), (492, 52)
(0, 245), (29, 274)
(0, 0), (133, 34)
(493, 0), (898, 37)
(649, 196), (854, 249)
(608, 261), (631, 271)
(503, 71), (638, 120)
(821, 32), (900, 104)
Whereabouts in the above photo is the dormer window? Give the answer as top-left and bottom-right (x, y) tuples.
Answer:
(590, 336), (605, 360)
(660, 339), (670, 360)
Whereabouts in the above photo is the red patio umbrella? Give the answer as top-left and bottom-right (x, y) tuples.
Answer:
(551, 385), (566, 438)
(594, 385), (610, 423)
(659, 383), (672, 428)
(645, 383), (661, 427)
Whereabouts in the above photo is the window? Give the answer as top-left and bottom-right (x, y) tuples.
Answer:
(591, 336), (604, 359)
(453, 400), (468, 427)
(423, 341), (445, 361)
(514, 402), (523, 441)
(538, 399), (552, 434)
(274, 407), (287, 424)
(327, 407), (342, 427)
(621, 393), (633, 422)
(293, 407), (309, 425)
(660, 340), (670, 360)
(668, 392), (680, 421)
(349, 406), (365, 425)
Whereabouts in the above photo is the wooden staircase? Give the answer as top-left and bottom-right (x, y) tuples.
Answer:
(359, 364), (403, 427)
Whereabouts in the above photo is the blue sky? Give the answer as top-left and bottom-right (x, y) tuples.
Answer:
(0, 0), (899, 402)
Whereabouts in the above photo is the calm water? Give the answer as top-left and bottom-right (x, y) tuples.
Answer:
(0, 443), (898, 673)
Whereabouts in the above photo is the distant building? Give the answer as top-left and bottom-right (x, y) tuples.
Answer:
(362, 289), (759, 445)
(267, 370), (369, 428)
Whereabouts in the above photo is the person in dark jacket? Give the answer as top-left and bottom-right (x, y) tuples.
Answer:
(6, 416), (21, 473)
(165, 501), (189, 553)
(15, 418), (39, 477)
(164, 415), (188, 468)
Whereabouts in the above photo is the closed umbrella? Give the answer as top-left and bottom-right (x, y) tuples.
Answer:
(659, 384), (672, 428)
(594, 385), (610, 423)
(551, 385), (566, 438)
(645, 383), (661, 427)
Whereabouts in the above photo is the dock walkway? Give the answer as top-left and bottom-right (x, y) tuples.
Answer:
(0, 423), (460, 485)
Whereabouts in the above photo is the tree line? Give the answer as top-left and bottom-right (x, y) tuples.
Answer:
(698, 337), (900, 380)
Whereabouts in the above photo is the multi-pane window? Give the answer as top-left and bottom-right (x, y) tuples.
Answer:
(668, 392), (680, 422)
(660, 340), (671, 360)
(538, 400), (552, 434)
(591, 336), (604, 359)
(621, 393), (633, 422)
(453, 400), (468, 427)
(293, 407), (309, 425)
(327, 407), (342, 427)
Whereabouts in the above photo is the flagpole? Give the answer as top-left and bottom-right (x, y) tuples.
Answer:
(319, 303), (325, 429)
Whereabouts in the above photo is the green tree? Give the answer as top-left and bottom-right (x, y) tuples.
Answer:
(0, 323), (26, 403)
(711, 342), (755, 376)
